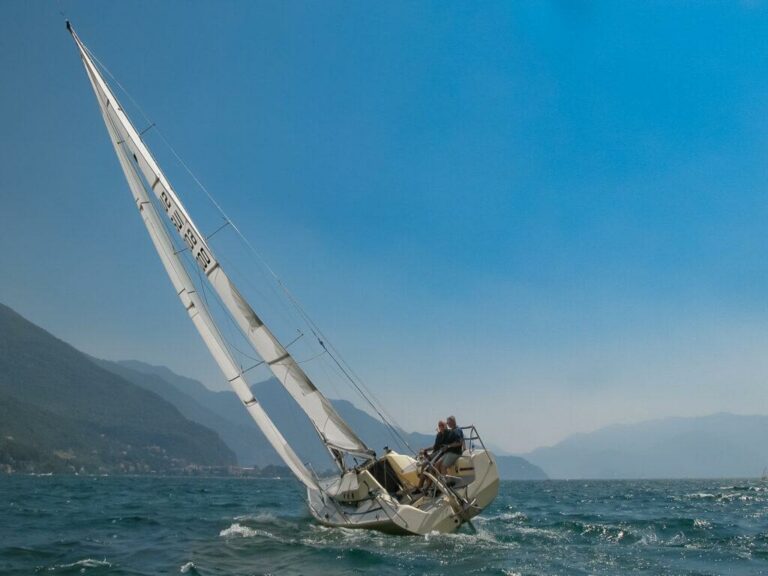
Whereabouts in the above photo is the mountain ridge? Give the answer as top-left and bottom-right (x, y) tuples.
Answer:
(109, 360), (547, 479)
(0, 302), (236, 474)
(523, 412), (768, 479)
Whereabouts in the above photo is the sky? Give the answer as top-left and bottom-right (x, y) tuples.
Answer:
(3, 1), (768, 453)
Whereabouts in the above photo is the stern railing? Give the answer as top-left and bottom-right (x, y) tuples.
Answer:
(460, 424), (488, 454)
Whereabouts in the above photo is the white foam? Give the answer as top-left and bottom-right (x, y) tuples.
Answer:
(667, 532), (687, 546)
(180, 561), (195, 573)
(58, 558), (111, 569)
(637, 530), (659, 546)
(219, 523), (259, 538)
(487, 511), (527, 522)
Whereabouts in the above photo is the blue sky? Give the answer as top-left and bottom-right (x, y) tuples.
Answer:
(3, 1), (768, 452)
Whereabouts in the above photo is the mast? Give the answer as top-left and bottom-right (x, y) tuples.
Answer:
(67, 23), (365, 482)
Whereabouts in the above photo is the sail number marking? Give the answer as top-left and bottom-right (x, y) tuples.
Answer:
(158, 189), (214, 273)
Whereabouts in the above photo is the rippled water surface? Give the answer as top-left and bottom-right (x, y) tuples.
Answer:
(1, 476), (767, 575)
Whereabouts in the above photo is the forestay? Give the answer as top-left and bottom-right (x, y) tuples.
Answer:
(68, 23), (370, 475)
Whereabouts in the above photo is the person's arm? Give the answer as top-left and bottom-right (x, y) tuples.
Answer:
(443, 431), (459, 449)
(445, 429), (465, 450)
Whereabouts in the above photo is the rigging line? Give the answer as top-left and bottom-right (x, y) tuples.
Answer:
(241, 359), (266, 375)
(217, 254), (312, 354)
(206, 220), (231, 240)
(155, 216), (261, 367)
(312, 346), (355, 416)
(158, 197), (302, 372)
(106, 95), (299, 377)
(331, 357), (409, 449)
(283, 331), (305, 349)
(173, 216), (263, 367)
(311, 322), (416, 451)
(190, 250), (264, 365)
(318, 331), (401, 417)
(297, 313), (412, 450)
(286, 306), (410, 452)
(84, 42), (338, 363)
(86, 42), (340, 367)
(151, 175), (263, 369)
(279, 291), (412, 447)
(94, 59), (350, 476)
(88, 40), (404, 443)
(105, 110), (257, 378)
(295, 309), (395, 419)
(84, 44), (155, 131)
(318, 339), (414, 455)
(262, 277), (406, 434)
(169, 222), (229, 266)
(296, 349), (327, 365)
(215, 249), (301, 335)
(139, 122), (156, 137)
(87, 44), (307, 341)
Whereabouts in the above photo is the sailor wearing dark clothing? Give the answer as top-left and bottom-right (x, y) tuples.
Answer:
(445, 426), (464, 454)
(429, 421), (450, 461)
(437, 415), (465, 473)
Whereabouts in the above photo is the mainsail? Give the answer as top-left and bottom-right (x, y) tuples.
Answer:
(68, 23), (372, 476)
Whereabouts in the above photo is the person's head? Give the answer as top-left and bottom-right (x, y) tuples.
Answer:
(447, 415), (457, 428)
(437, 420), (446, 431)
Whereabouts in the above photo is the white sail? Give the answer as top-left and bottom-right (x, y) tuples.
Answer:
(68, 24), (371, 462)
(69, 24), (327, 487)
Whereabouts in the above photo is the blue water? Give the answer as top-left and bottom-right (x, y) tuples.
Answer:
(1, 476), (767, 575)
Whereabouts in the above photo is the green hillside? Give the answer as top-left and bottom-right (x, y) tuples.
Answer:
(0, 303), (236, 474)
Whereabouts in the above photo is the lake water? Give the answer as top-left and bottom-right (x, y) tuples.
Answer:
(1, 476), (766, 575)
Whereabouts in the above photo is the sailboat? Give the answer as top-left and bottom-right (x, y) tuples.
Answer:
(67, 22), (499, 535)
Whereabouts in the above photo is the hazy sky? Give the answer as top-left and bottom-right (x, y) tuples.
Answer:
(3, 1), (768, 453)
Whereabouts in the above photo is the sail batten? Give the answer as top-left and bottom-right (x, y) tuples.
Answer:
(69, 25), (371, 472)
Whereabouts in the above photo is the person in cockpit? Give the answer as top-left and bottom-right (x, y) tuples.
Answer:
(436, 415), (465, 475)
(415, 419), (449, 492)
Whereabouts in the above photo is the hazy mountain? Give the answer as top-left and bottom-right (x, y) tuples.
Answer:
(495, 455), (548, 480)
(524, 413), (768, 479)
(114, 360), (435, 468)
(92, 359), (277, 466)
(0, 303), (236, 474)
(111, 361), (547, 478)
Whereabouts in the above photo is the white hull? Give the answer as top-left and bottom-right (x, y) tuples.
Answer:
(307, 444), (500, 535)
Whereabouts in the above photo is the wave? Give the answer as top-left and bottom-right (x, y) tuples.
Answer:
(232, 511), (290, 525)
(179, 561), (198, 574)
(719, 484), (767, 492)
(5, 476), (767, 576)
(219, 522), (263, 538)
(481, 510), (529, 523)
(54, 558), (112, 571)
(683, 491), (762, 502)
